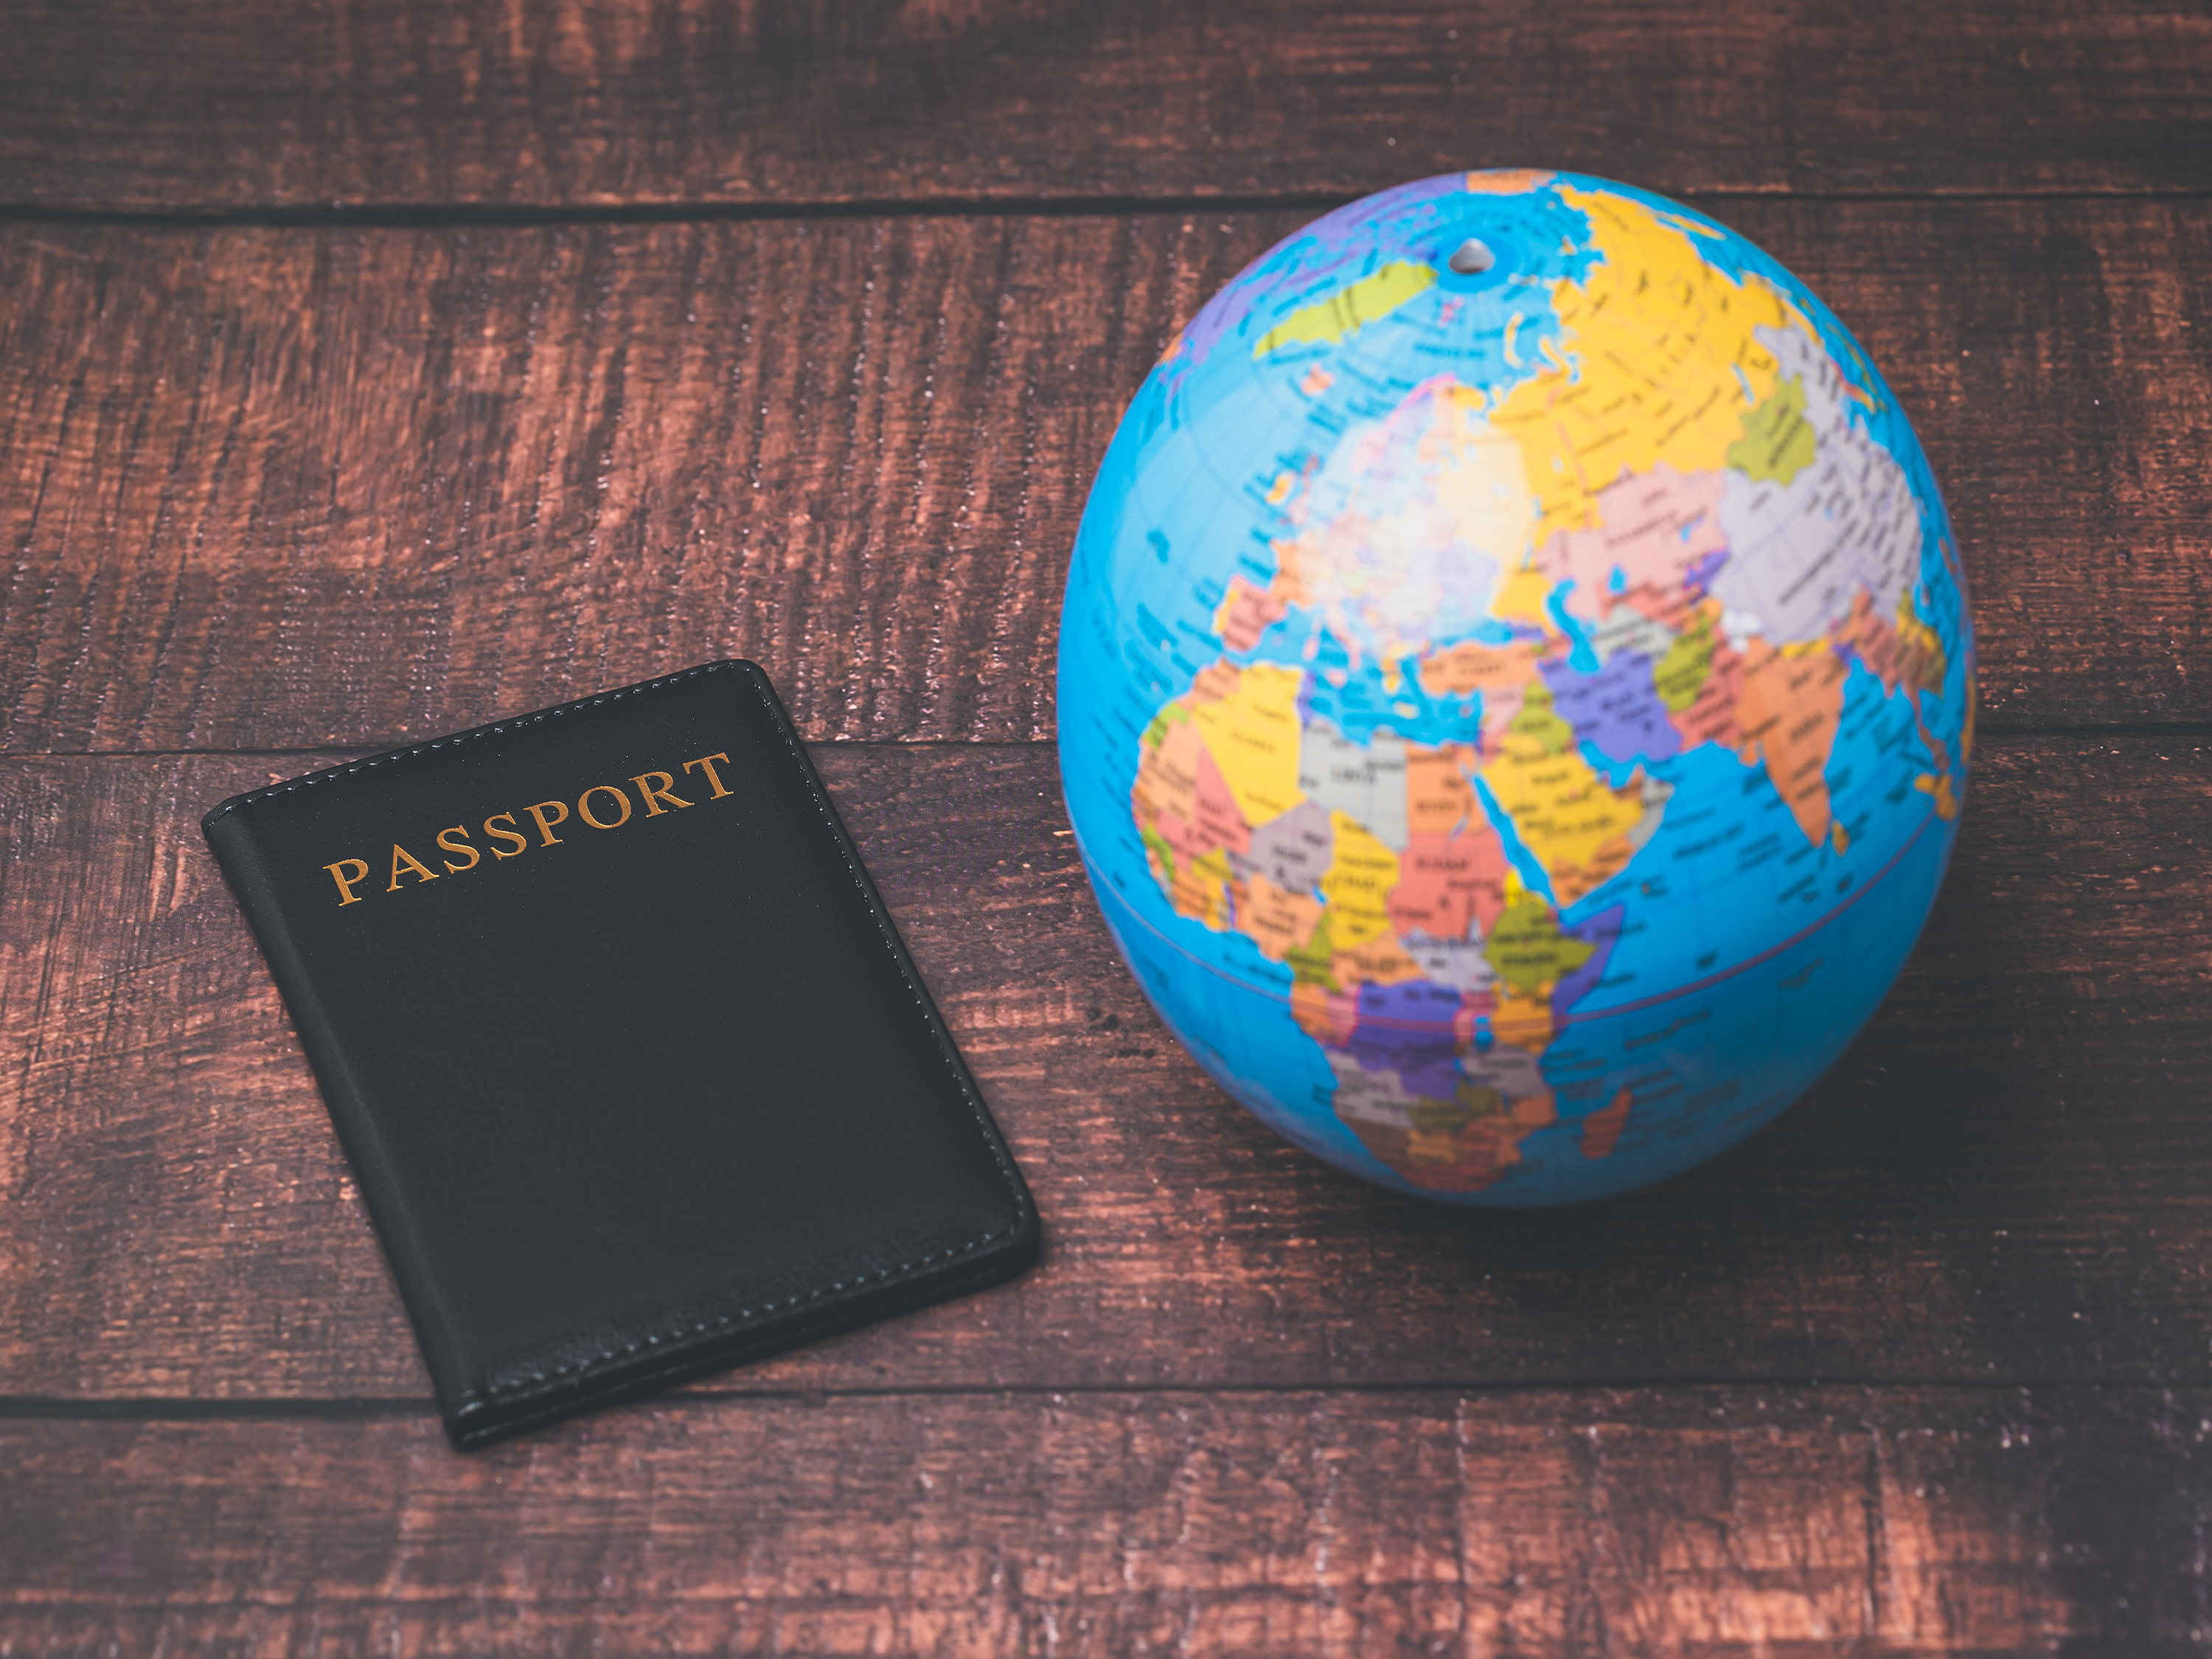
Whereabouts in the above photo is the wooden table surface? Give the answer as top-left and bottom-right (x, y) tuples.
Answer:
(4, 3), (2209, 1652)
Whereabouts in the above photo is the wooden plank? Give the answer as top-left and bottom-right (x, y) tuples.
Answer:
(0, 201), (2205, 755)
(4, 737), (2208, 1400)
(1, 0), (2206, 209)
(0, 1386), (2191, 1654)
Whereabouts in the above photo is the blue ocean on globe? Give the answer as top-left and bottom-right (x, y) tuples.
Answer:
(1057, 170), (1975, 1205)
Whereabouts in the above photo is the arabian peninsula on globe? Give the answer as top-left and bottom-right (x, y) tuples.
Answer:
(1057, 170), (1975, 1206)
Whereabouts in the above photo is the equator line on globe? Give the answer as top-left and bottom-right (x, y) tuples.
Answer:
(1057, 170), (1974, 1206)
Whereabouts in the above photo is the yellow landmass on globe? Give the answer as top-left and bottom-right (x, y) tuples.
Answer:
(1487, 563), (1555, 625)
(1914, 771), (1960, 819)
(1478, 686), (1647, 902)
(1913, 711), (1966, 821)
(1253, 260), (1437, 358)
(1189, 661), (1304, 826)
(1318, 812), (1400, 950)
(1485, 184), (1811, 552)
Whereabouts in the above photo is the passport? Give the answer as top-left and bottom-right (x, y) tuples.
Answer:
(201, 661), (1037, 1447)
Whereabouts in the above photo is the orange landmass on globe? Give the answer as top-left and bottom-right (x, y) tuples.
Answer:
(1416, 637), (1547, 699)
(1214, 574), (1291, 652)
(1343, 1088), (1557, 1192)
(1733, 640), (1850, 846)
(1842, 588), (1947, 697)
(1913, 711), (1965, 821)
(1187, 658), (1244, 706)
(1414, 639), (1551, 755)
(1290, 981), (1359, 1046)
(1166, 847), (1232, 928)
(1619, 582), (1705, 633)
(1234, 872), (1324, 961)
(1135, 716), (1253, 880)
(1332, 933), (1426, 992)
(1493, 987), (1554, 1052)
(1465, 170), (1556, 195)
(1405, 745), (1478, 835)
(1579, 1087), (1634, 1159)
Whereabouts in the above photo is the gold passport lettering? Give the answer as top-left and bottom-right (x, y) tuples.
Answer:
(483, 813), (529, 858)
(632, 771), (689, 814)
(321, 751), (733, 905)
(436, 825), (481, 872)
(684, 754), (734, 798)
(324, 859), (372, 905)
(388, 844), (441, 891)
(525, 799), (569, 846)
(577, 786), (632, 830)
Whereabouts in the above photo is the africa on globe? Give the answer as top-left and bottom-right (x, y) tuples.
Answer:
(1056, 170), (1974, 1206)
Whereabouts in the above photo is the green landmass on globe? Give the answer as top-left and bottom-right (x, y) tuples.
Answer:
(1057, 170), (1975, 1205)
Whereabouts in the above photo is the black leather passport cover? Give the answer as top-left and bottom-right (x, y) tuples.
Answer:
(202, 661), (1037, 1447)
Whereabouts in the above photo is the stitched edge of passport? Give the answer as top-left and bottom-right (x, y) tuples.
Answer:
(203, 661), (1030, 1425)
(202, 661), (737, 827)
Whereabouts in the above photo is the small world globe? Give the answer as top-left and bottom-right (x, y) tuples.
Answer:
(1057, 170), (1975, 1206)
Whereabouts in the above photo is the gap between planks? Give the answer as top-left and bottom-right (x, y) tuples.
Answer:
(4, 727), (2208, 762)
(7, 184), (2212, 233)
(1, 1374), (2208, 1425)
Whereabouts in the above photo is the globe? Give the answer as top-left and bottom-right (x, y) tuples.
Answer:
(1056, 170), (1975, 1206)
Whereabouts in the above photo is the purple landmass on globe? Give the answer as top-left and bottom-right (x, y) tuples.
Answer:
(1685, 548), (1731, 591)
(1543, 651), (1680, 766)
(1348, 978), (1466, 1101)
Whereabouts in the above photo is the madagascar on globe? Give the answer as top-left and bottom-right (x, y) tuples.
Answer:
(1056, 170), (1974, 1206)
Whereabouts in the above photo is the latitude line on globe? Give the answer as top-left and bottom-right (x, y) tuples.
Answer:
(1072, 804), (1941, 1035)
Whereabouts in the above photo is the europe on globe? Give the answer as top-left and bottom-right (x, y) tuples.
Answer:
(1057, 170), (1975, 1206)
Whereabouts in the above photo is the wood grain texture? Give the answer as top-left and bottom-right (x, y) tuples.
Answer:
(5, 737), (2208, 1400)
(1, 0), (2207, 210)
(6, 1387), (2203, 1655)
(5, 0), (2202, 1644)
(1, 200), (2207, 755)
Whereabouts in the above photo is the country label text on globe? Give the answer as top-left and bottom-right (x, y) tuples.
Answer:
(1057, 171), (1974, 1205)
